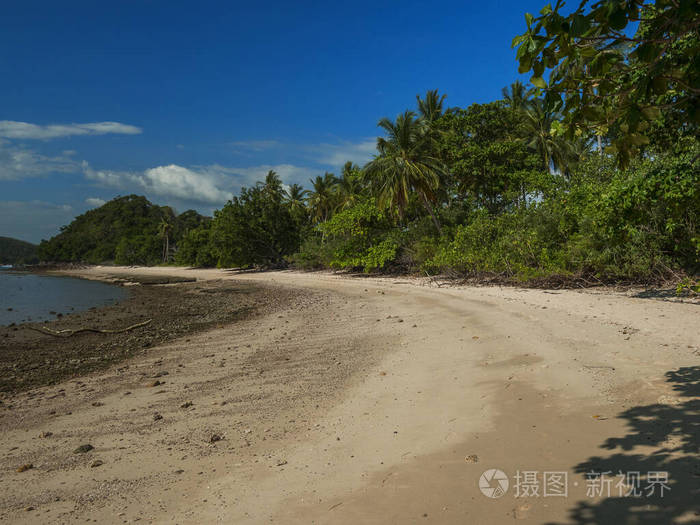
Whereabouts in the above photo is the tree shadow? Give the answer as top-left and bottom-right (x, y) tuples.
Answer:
(551, 366), (700, 524)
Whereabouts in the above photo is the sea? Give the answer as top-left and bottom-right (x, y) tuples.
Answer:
(0, 267), (126, 326)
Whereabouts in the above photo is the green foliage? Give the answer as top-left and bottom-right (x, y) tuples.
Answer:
(114, 234), (162, 266)
(37, 195), (209, 265)
(316, 199), (398, 272)
(513, 0), (699, 165)
(425, 141), (699, 281)
(209, 179), (302, 268)
(0, 237), (38, 265)
(175, 226), (217, 267)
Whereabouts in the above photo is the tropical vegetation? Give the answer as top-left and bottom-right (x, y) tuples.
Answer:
(36, 1), (699, 285)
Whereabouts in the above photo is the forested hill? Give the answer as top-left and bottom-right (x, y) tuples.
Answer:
(37, 195), (210, 265)
(0, 237), (38, 265)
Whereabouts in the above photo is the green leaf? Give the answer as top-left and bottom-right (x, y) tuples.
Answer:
(570, 14), (589, 37)
(525, 12), (534, 28)
(533, 60), (545, 77)
(609, 9), (627, 31)
(531, 75), (547, 89)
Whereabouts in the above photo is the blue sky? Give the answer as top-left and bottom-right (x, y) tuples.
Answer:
(1, 0), (548, 242)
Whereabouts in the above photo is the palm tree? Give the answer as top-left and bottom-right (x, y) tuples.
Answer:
(337, 161), (363, 209)
(158, 217), (173, 263)
(363, 111), (445, 233)
(521, 98), (576, 175)
(263, 170), (284, 201)
(285, 183), (308, 211)
(307, 172), (338, 223)
(501, 80), (531, 116)
(416, 89), (447, 124)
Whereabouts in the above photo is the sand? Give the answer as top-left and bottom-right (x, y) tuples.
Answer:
(1, 266), (698, 524)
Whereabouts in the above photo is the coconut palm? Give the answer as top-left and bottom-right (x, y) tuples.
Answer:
(501, 80), (531, 115)
(263, 170), (284, 201)
(285, 183), (308, 210)
(363, 111), (445, 233)
(337, 161), (363, 210)
(416, 89), (447, 124)
(158, 217), (173, 262)
(521, 98), (577, 175)
(307, 172), (338, 223)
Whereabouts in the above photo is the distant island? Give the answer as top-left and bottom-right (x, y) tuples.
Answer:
(0, 236), (38, 265)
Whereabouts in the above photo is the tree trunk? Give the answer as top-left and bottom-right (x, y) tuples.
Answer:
(419, 191), (442, 235)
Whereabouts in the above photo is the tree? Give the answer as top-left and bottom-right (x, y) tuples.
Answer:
(436, 102), (544, 212)
(158, 217), (173, 262)
(416, 89), (448, 124)
(308, 172), (338, 223)
(211, 184), (301, 268)
(513, 0), (699, 165)
(337, 162), (364, 210)
(501, 80), (532, 116)
(521, 97), (578, 175)
(263, 170), (284, 201)
(363, 110), (445, 233)
(285, 183), (308, 212)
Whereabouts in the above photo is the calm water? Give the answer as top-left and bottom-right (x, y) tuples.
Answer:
(0, 269), (126, 326)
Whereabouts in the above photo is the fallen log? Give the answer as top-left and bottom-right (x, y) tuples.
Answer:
(28, 319), (152, 338)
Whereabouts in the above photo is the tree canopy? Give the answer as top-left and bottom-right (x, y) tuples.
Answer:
(513, 0), (699, 165)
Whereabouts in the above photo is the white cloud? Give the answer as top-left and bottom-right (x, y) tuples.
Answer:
(0, 201), (75, 243)
(83, 163), (234, 205)
(230, 140), (280, 152)
(0, 120), (142, 140)
(0, 141), (80, 180)
(85, 197), (106, 208)
(307, 138), (377, 167)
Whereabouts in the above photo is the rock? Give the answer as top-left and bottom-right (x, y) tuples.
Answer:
(180, 401), (193, 409)
(16, 463), (33, 472)
(90, 460), (104, 468)
(39, 431), (53, 438)
(153, 413), (163, 421)
(147, 380), (162, 387)
(276, 459), (287, 466)
(209, 434), (222, 443)
(73, 444), (94, 454)
(91, 401), (104, 407)
(464, 454), (479, 463)
(152, 371), (169, 378)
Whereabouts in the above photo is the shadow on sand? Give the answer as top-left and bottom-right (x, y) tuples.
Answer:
(551, 366), (700, 524)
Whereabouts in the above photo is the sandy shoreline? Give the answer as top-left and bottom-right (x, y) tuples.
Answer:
(1, 266), (698, 523)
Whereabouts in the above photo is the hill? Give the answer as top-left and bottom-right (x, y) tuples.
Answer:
(0, 236), (38, 265)
(37, 195), (210, 265)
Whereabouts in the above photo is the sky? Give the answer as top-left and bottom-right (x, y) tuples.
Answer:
(1, 0), (549, 243)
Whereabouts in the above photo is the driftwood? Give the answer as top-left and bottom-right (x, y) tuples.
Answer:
(28, 319), (152, 338)
(424, 270), (443, 288)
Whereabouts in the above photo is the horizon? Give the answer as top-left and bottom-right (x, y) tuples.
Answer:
(1, 0), (547, 243)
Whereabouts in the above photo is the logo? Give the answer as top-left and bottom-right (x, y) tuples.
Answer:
(479, 469), (509, 498)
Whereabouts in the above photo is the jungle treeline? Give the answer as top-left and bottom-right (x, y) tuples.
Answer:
(38, 1), (699, 285)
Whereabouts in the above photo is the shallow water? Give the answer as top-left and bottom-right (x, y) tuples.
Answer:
(0, 270), (126, 326)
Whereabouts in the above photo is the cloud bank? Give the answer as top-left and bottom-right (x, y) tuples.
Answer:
(0, 141), (80, 180)
(83, 163), (237, 205)
(0, 120), (142, 140)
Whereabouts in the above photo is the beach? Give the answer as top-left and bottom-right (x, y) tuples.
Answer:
(1, 267), (698, 523)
